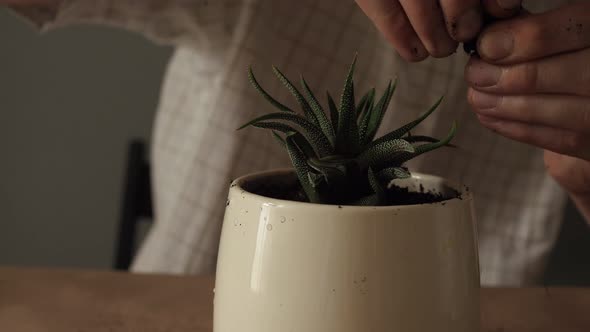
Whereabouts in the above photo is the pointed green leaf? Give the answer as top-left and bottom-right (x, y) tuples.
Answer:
(307, 157), (347, 180)
(356, 88), (375, 121)
(291, 132), (317, 159)
(352, 193), (380, 206)
(368, 167), (385, 198)
(355, 92), (369, 119)
(252, 122), (317, 158)
(336, 56), (360, 154)
(251, 121), (298, 134)
(248, 67), (294, 113)
(301, 76), (335, 144)
(358, 138), (415, 169)
(397, 122), (458, 164)
(271, 131), (286, 146)
(237, 112), (332, 156)
(371, 96), (444, 147)
(327, 92), (339, 131)
(307, 172), (325, 188)
(272, 66), (319, 126)
(363, 79), (397, 144)
(285, 134), (321, 203)
(358, 89), (376, 140)
(405, 135), (457, 148)
(378, 167), (411, 181)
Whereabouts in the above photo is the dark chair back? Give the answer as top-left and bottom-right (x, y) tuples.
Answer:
(114, 139), (153, 270)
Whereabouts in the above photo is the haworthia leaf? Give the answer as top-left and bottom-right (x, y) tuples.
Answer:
(248, 67), (294, 113)
(306, 162), (344, 187)
(397, 122), (458, 164)
(377, 167), (411, 180)
(272, 66), (320, 126)
(336, 56), (360, 154)
(367, 167), (385, 199)
(307, 157), (347, 179)
(363, 79), (397, 144)
(291, 132), (317, 159)
(254, 123), (316, 158)
(371, 96), (444, 147)
(271, 131), (286, 146)
(251, 121), (298, 135)
(237, 112), (333, 157)
(355, 92), (369, 119)
(352, 193), (380, 206)
(358, 88), (376, 140)
(327, 92), (339, 131)
(405, 135), (457, 148)
(285, 134), (321, 203)
(357, 88), (375, 121)
(357, 138), (415, 169)
(307, 171), (324, 189)
(301, 76), (335, 144)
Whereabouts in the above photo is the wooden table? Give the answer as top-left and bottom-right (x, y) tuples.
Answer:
(1, 267), (590, 331)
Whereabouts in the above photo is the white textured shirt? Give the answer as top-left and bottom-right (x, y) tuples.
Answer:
(21, 0), (574, 286)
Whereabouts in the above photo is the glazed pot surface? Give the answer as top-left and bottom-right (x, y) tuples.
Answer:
(214, 169), (480, 332)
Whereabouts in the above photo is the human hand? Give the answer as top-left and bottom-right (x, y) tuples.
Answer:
(354, 0), (523, 61)
(465, 2), (590, 198)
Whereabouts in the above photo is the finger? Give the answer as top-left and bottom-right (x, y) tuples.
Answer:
(465, 52), (590, 97)
(468, 89), (590, 134)
(438, 0), (483, 41)
(355, 0), (428, 61)
(477, 2), (590, 63)
(477, 115), (590, 160)
(544, 151), (590, 195)
(398, 0), (458, 58)
(482, 0), (522, 19)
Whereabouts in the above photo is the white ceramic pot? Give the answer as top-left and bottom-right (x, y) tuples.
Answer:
(214, 169), (480, 332)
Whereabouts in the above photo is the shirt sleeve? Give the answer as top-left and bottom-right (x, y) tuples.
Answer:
(10, 0), (233, 48)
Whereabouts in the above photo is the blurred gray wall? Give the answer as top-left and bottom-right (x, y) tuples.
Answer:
(0, 9), (172, 268)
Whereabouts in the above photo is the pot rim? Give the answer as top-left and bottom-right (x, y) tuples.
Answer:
(230, 168), (471, 210)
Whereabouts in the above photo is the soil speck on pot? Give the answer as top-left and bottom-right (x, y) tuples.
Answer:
(226, 200), (230, 207)
(266, 224), (273, 231)
(338, 205), (343, 209)
(280, 216), (287, 223)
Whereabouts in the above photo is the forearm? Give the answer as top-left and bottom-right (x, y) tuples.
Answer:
(10, 0), (226, 47)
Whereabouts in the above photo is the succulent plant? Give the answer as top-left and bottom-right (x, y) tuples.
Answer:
(239, 56), (456, 206)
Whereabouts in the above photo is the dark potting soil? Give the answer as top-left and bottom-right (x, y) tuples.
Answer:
(243, 177), (457, 206)
(242, 177), (309, 203)
(385, 184), (448, 205)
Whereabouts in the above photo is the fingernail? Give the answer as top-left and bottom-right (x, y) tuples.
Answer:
(479, 30), (514, 60)
(470, 90), (501, 109)
(466, 61), (502, 87)
(455, 8), (483, 41)
(496, 0), (521, 10)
